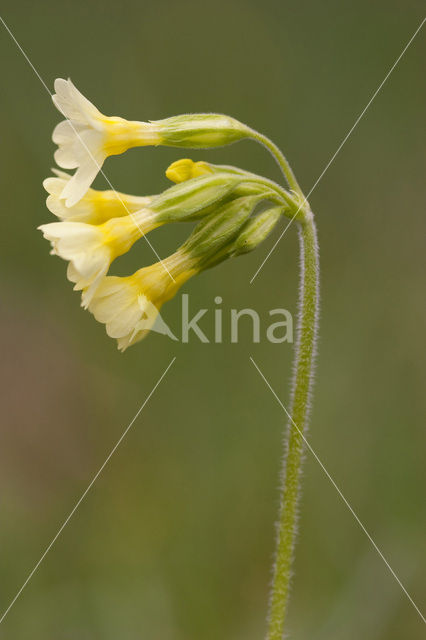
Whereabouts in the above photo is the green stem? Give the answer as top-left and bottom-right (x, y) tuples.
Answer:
(247, 129), (303, 197)
(266, 214), (320, 640)
(214, 164), (302, 213)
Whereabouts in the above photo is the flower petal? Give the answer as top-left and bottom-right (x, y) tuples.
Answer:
(53, 78), (102, 125)
(61, 151), (106, 207)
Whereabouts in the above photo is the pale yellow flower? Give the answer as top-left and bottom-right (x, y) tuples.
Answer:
(38, 210), (162, 307)
(88, 251), (197, 351)
(43, 169), (152, 224)
(52, 78), (161, 207)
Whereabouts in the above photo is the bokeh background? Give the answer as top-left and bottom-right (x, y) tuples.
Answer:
(0, 1), (425, 638)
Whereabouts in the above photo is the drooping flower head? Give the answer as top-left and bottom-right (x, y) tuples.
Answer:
(40, 78), (305, 349)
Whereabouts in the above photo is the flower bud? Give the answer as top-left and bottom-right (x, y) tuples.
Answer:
(232, 205), (283, 255)
(200, 205), (284, 270)
(182, 195), (261, 260)
(165, 158), (213, 183)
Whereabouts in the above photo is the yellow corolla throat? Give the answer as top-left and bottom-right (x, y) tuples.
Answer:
(101, 117), (162, 156)
(149, 265), (199, 309)
(132, 251), (199, 306)
(101, 210), (163, 260)
(90, 190), (153, 223)
(87, 251), (199, 350)
(44, 170), (153, 224)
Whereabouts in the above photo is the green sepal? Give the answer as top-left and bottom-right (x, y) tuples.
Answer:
(182, 195), (261, 260)
(232, 205), (283, 255)
(154, 114), (250, 148)
(152, 173), (242, 223)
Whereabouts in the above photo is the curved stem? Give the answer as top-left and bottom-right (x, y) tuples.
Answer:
(266, 214), (320, 640)
(243, 176), (301, 215)
(247, 129), (303, 197)
(214, 164), (301, 214)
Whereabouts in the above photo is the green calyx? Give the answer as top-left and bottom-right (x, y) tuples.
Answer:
(149, 158), (295, 272)
(232, 205), (283, 255)
(154, 114), (250, 148)
(201, 203), (285, 270)
(164, 158), (308, 222)
(151, 172), (242, 223)
(181, 195), (262, 261)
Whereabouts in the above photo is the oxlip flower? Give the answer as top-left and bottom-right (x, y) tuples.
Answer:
(52, 79), (161, 207)
(43, 169), (152, 224)
(88, 252), (197, 351)
(38, 210), (161, 307)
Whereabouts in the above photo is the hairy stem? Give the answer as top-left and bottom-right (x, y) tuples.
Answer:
(266, 214), (320, 640)
(247, 129), (303, 197)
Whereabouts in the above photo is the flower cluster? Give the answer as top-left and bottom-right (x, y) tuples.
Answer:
(39, 79), (294, 349)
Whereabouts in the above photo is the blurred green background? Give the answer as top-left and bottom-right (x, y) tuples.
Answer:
(0, 1), (425, 638)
